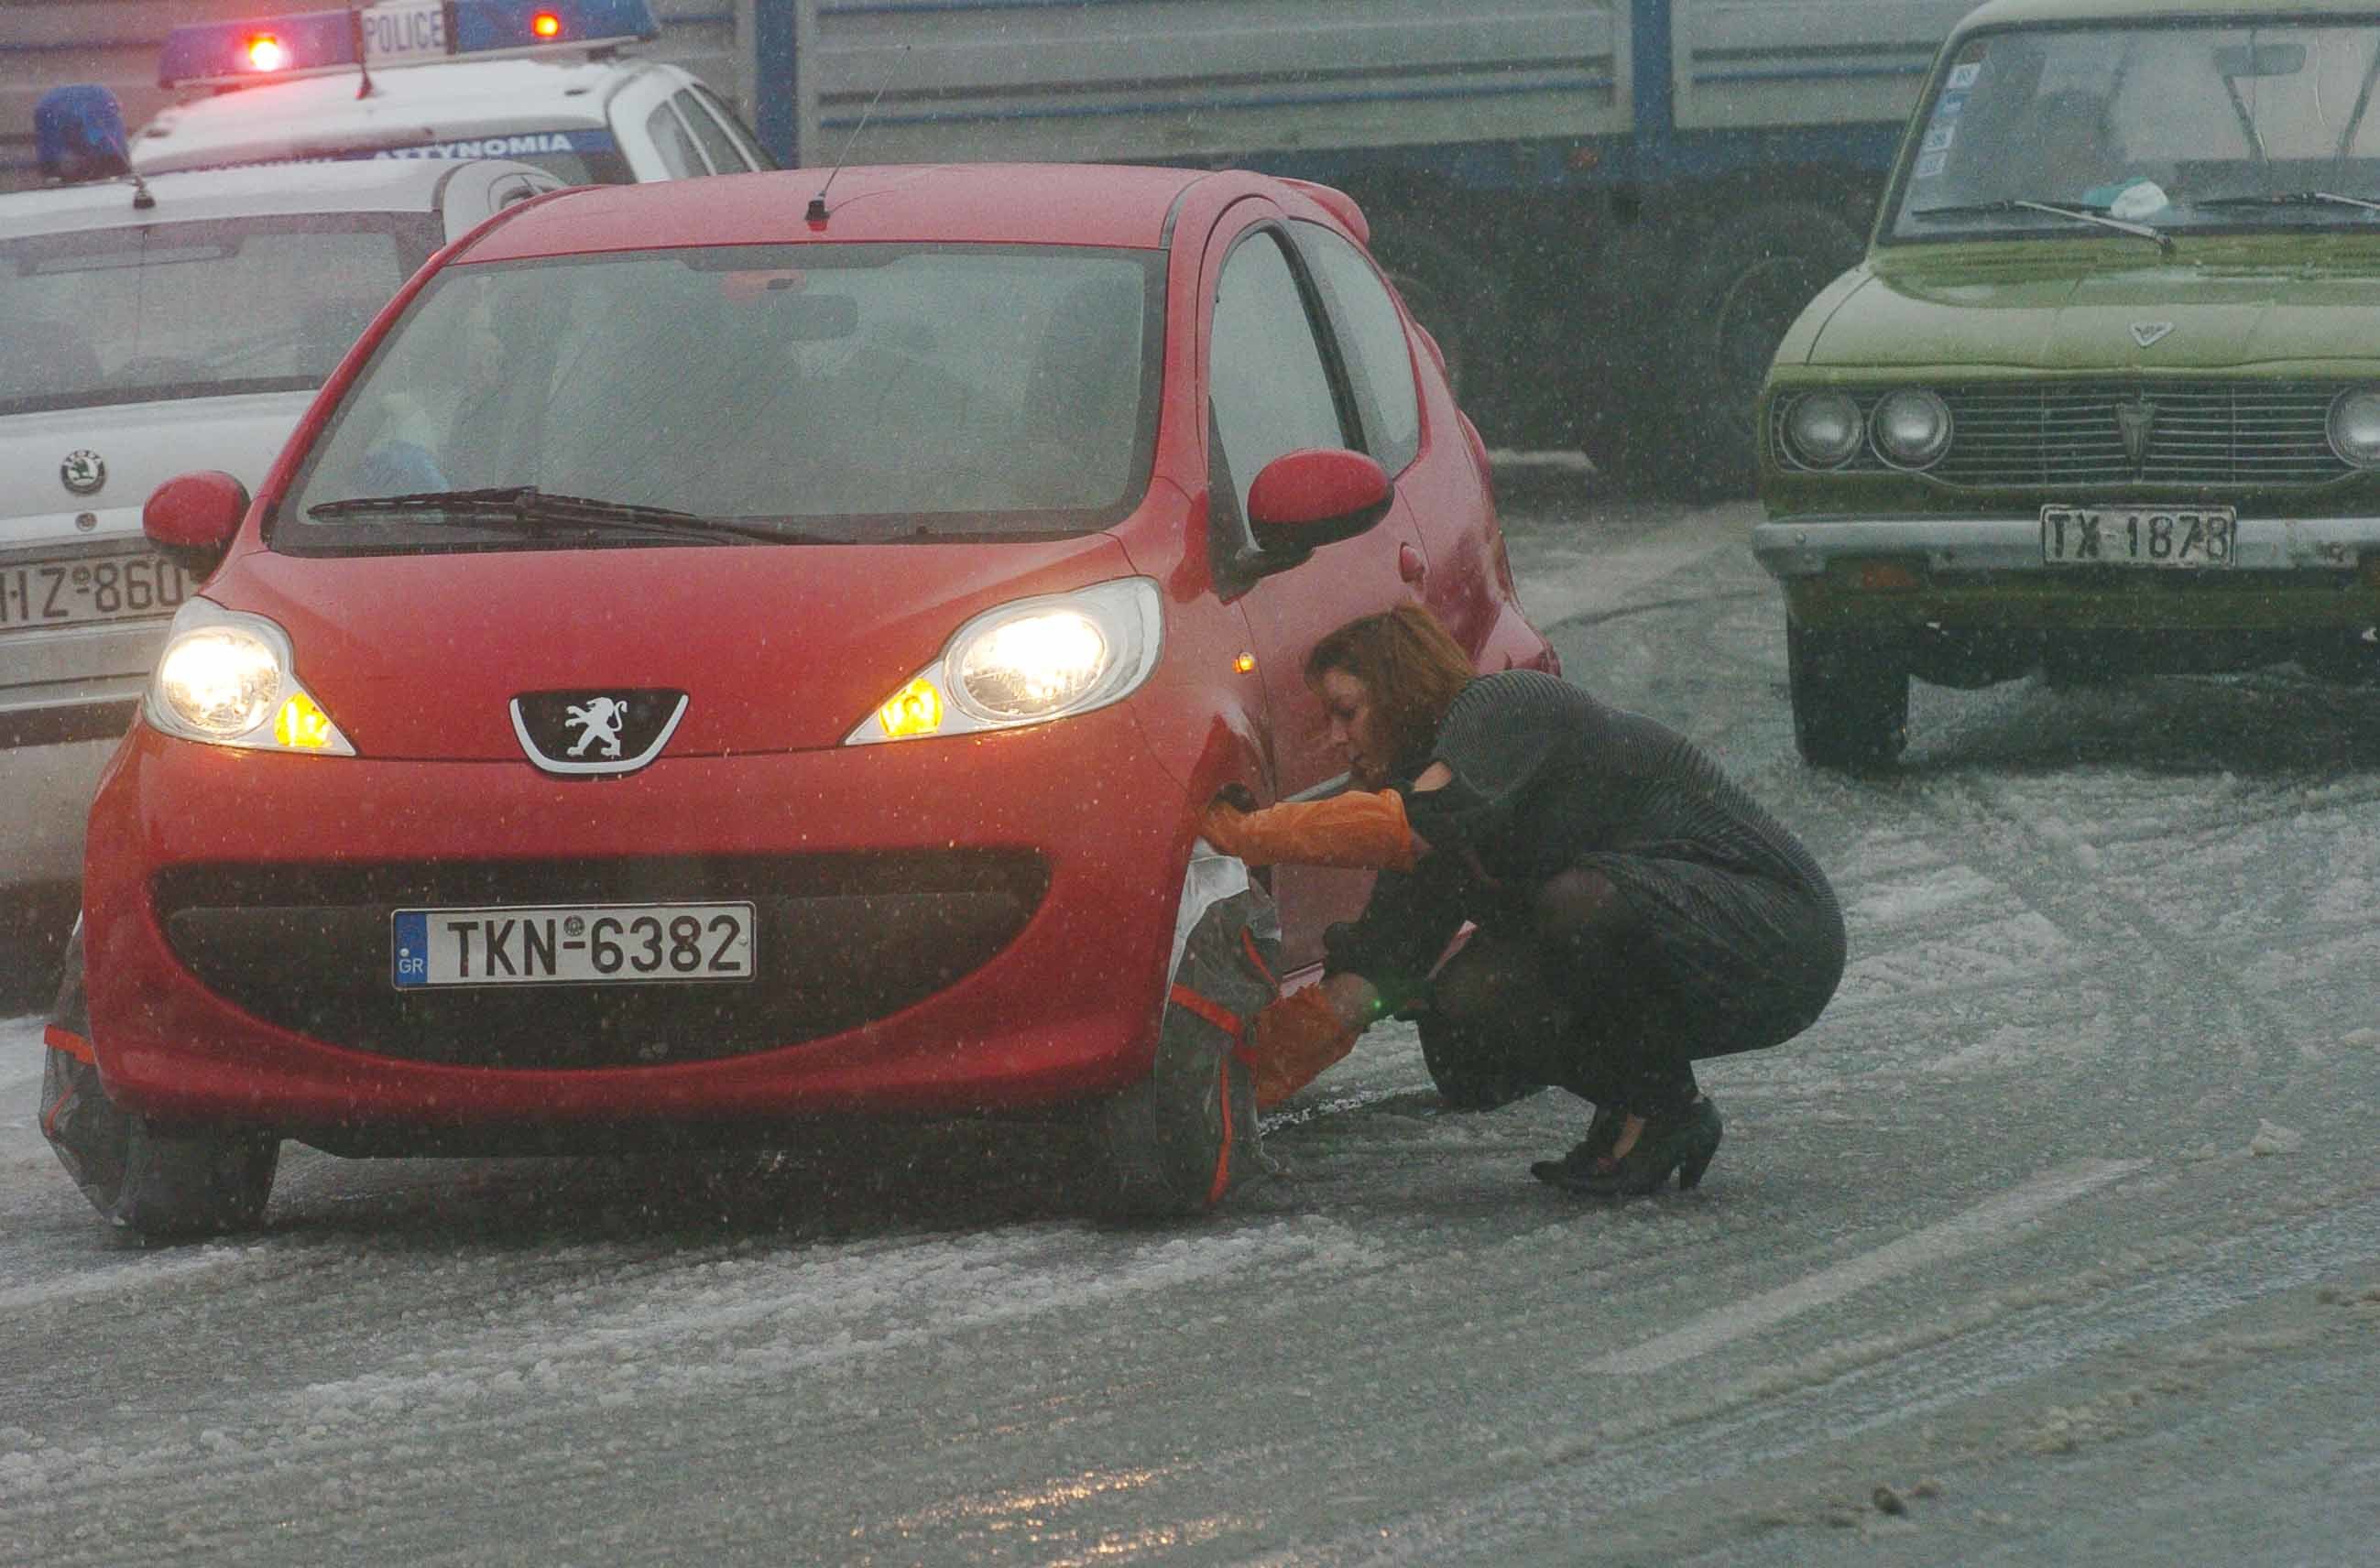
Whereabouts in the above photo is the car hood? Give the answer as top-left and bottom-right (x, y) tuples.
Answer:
(1791, 239), (2380, 375)
(211, 530), (1145, 759)
(0, 390), (313, 551)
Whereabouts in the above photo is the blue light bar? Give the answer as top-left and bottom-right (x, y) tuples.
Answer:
(158, 0), (660, 90)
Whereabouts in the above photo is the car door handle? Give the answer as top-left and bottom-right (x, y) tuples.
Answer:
(1398, 543), (1427, 586)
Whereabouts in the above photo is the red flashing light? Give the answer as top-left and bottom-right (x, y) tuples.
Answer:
(530, 11), (563, 38)
(246, 33), (288, 71)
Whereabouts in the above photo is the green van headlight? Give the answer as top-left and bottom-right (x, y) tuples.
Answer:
(1785, 392), (1863, 468)
(2328, 388), (2380, 468)
(1872, 389), (1953, 469)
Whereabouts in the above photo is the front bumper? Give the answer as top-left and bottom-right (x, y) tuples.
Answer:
(79, 707), (1200, 1138)
(1751, 512), (2380, 632)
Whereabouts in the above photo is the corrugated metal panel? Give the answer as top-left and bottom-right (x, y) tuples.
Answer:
(0, 0), (742, 188)
(1671, 0), (1969, 136)
(798, 0), (1626, 169)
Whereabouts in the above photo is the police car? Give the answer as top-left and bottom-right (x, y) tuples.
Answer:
(132, 0), (773, 184)
(2, 93), (562, 924)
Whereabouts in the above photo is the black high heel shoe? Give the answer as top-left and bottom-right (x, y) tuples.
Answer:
(1527, 1101), (1628, 1189)
(1535, 1097), (1722, 1196)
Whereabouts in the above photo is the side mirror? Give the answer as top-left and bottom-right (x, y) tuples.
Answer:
(1246, 448), (1393, 557)
(144, 471), (250, 578)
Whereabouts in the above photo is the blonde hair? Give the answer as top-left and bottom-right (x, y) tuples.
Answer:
(1305, 604), (1473, 775)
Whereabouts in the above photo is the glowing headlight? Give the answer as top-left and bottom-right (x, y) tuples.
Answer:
(145, 599), (355, 755)
(1872, 388), (1953, 468)
(1785, 391), (1864, 468)
(846, 578), (1163, 745)
(2329, 387), (2380, 469)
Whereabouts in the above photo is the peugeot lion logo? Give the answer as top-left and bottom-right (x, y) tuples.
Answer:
(510, 689), (689, 778)
(2130, 321), (2175, 348)
(564, 696), (628, 758)
(60, 450), (105, 495)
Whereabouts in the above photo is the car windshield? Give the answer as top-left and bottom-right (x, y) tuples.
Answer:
(0, 212), (439, 417)
(276, 243), (1163, 549)
(1885, 21), (2380, 244)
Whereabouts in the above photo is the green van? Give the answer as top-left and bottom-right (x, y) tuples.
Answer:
(1753, 0), (2380, 768)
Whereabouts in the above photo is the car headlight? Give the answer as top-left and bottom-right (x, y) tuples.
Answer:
(846, 577), (1164, 745)
(2330, 387), (2380, 468)
(1872, 388), (1953, 469)
(145, 598), (355, 755)
(1784, 391), (1864, 468)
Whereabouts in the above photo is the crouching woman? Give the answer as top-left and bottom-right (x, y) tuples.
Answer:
(1205, 604), (1845, 1195)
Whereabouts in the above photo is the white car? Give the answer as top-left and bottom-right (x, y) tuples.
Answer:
(132, 0), (773, 185)
(0, 157), (562, 915)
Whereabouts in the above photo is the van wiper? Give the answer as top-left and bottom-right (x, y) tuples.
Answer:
(2192, 191), (2380, 215)
(1910, 198), (2172, 251)
(305, 486), (806, 544)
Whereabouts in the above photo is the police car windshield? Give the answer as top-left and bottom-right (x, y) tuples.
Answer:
(0, 212), (439, 416)
(278, 244), (1163, 546)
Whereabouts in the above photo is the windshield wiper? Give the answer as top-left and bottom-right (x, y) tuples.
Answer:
(2192, 190), (2380, 215)
(304, 486), (803, 544)
(1910, 199), (2173, 251)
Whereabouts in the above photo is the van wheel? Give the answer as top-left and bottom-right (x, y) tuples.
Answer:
(1788, 622), (1909, 771)
(39, 927), (277, 1240)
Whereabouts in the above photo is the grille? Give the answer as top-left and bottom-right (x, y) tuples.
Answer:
(154, 852), (1048, 1070)
(1775, 382), (2351, 486)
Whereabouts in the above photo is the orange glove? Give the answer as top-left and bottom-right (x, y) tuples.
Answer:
(1201, 789), (1419, 872)
(1245, 983), (1361, 1108)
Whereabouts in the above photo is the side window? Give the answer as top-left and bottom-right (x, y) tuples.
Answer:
(691, 84), (776, 169)
(643, 103), (706, 179)
(1294, 223), (1422, 474)
(673, 89), (749, 173)
(1208, 230), (1351, 517)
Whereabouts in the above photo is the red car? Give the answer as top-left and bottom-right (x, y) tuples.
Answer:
(41, 163), (1556, 1236)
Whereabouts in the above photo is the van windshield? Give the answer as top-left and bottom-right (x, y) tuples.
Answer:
(0, 212), (438, 416)
(276, 244), (1163, 550)
(1887, 20), (2380, 243)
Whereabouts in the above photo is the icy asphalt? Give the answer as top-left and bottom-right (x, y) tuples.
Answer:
(3, 470), (2376, 1566)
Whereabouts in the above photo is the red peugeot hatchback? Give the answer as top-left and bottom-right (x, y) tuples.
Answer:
(42, 163), (1556, 1236)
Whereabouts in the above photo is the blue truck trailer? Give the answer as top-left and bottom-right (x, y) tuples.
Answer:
(739, 0), (1978, 488)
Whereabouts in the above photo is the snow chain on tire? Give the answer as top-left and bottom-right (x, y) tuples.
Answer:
(1091, 858), (1280, 1219)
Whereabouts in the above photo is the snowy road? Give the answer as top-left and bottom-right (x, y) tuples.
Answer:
(5, 475), (2378, 1565)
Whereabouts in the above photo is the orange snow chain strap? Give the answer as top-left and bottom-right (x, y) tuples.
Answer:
(43, 1025), (95, 1064)
(1200, 789), (1418, 873)
(1244, 985), (1359, 1109)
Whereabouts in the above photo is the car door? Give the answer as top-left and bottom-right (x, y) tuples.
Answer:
(1202, 204), (1430, 972)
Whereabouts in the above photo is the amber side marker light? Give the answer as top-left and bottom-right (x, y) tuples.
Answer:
(877, 676), (944, 739)
(274, 692), (340, 750)
(1233, 652), (1256, 674)
(246, 33), (287, 71)
(531, 10), (563, 38)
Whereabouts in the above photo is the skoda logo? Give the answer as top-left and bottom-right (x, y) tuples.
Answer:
(60, 450), (105, 495)
(2129, 321), (2175, 349)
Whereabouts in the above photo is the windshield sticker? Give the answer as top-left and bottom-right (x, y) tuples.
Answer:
(1935, 93), (1964, 119)
(1922, 125), (1955, 154)
(1914, 151), (1948, 180)
(1948, 61), (1982, 91)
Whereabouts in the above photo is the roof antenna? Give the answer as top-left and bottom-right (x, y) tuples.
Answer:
(348, 7), (377, 100)
(806, 48), (904, 223)
(129, 170), (156, 210)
